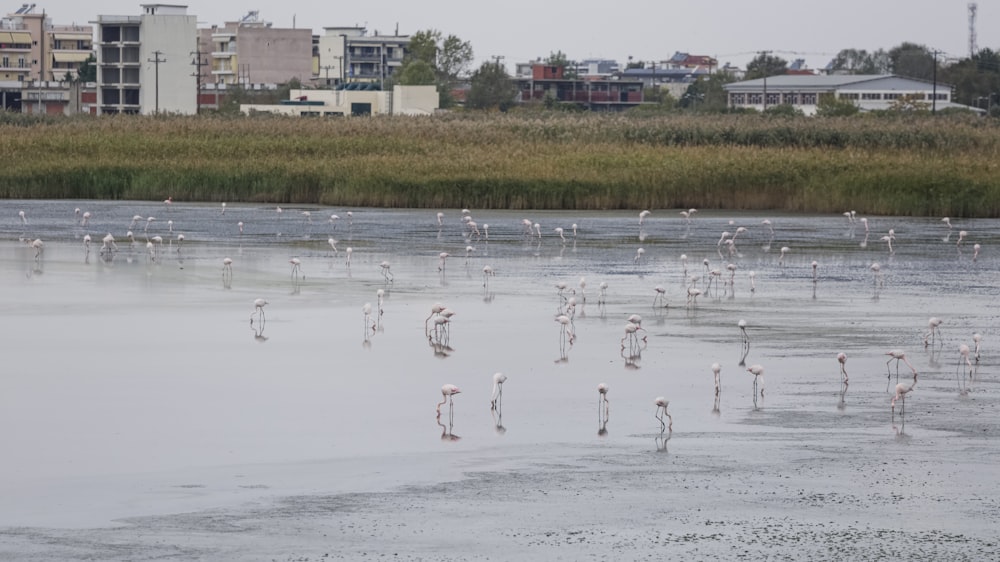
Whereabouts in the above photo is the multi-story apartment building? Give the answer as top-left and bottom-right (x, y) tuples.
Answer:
(48, 23), (93, 81)
(199, 11), (312, 87)
(316, 26), (408, 87)
(1, 4), (41, 84)
(92, 3), (197, 115)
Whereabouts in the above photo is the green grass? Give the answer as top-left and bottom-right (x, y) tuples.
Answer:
(1, 112), (998, 217)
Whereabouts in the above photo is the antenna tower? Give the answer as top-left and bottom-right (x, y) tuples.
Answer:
(969, 3), (978, 58)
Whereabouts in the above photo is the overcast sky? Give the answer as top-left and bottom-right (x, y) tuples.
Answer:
(42, 1), (994, 71)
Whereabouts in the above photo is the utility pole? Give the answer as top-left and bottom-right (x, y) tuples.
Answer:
(320, 65), (335, 86)
(148, 49), (166, 114)
(932, 50), (939, 114)
(190, 47), (207, 114)
(759, 50), (772, 111)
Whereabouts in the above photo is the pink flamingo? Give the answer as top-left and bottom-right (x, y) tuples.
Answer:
(891, 376), (917, 416)
(885, 350), (917, 392)
(436, 384), (461, 415)
(654, 397), (672, 431)
(711, 362), (722, 394)
(837, 352), (848, 383)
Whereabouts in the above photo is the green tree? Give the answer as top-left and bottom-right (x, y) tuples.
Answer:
(828, 48), (890, 75)
(545, 50), (577, 79)
(399, 29), (473, 108)
(466, 61), (517, 111)
(745, 53), (788, 80)
(815, 93), (860, 116)
(679, 72), (736, 112)
(888, 42), (936, 80)
(397, 59), (436, 85)
(941, 48), (1000, 107)
(76, 54), (96, 82)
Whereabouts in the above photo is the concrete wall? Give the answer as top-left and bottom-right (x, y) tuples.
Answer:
(139, 11), (197, 114)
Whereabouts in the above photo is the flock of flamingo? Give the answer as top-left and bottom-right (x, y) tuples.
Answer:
(9, 202), (990, 440)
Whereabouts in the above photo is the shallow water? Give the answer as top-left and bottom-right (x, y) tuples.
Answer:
(1, 201), (998, 559)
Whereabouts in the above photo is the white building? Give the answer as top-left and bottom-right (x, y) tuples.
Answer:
(240, 85), (439, 116)
(723, 75), (979, 115)
(92, 4), (197, 115)
(316, 27), (409, 87)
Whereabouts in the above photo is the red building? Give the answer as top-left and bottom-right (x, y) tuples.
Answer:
(517, 64), (644, 111)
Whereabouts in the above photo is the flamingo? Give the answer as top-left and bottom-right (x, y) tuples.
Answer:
(739, 319), (750, 346)
(747, 364), (765, 398)
(436, 212), (444, 227)
(30, 238), (44, 258)
(761, 219), (774, 236)
(436, 384), (461, 415)
(639, 210), (651, 226)
(80, 211), (91, 227)
(18, 210), (27, 225)
(376, 289), (385, 317)
(221, 202), (227, 215)
(942, 217), (952, 230)
(653, 286), (667, 307)
(289, 257), (302, 278)
(250, 298), (268, 325)
(957, 230), (968, 250)
(482, 265), (495, 288)
(621, 321), (646, 349)
(328, 238), (338, 254)
(598, 281), (608, 304)
(554, 227), (566, 244)
(145, 216), (156, 233)
(634, 248), (645, 265)
(870, 263), (883, 288)
(222, 257), (233, 276)
(924, 317), (943, 347)
(891, 376), (917, 416)
(711, 362), (722, 394)
(490, 373), (507, 410)
(83, 234), (92, 254)
(973, 333), (983, 362)
(380, 261), (393, 282)
(362, 302), (375, 334)
(556, 314), (575, 345)
(973, 243), (981, 262)
(345, 247), (352, 267)
(129, 215), (142, 229)
(686, 286), (702, 306)
(101, 233), (117, 254)
(957, 344), (972, 392)
(811, 260), (818, 283)
(885, 350), (917, 392)
(425, 303), (447, 335)
(238, 221), (244, 235)
(438, 252), (450, 272)
(837, 352), (848, 383)
(533, 223), (541, 239)
(748, 271), (756, 293)
(654, 397), (672, 431)
(779, 246), (790, 266)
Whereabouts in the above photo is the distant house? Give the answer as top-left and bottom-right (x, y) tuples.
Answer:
(515, 63), (643, 111)
(723, 74), (980, 115)
(199, 11), (313, 87)
(240, 85), (439, 116)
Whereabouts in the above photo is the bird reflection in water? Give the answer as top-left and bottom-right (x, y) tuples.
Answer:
(252, 322), (268, 343)
(656, 429), (672, 453)
(837, 381), (848, 411)
(597, 383), (609, 437)
(621, 346), (642, 370)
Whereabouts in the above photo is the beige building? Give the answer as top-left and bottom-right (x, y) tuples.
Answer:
(316, 27), (409, 87)
(241, 85), (439, 116)
(92, 4), (197, 115)
(199, 11), (312, 87)
(1, 4), (42, 84)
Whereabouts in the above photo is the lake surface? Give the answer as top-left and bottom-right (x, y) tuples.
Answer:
(1, 200), (998, 560)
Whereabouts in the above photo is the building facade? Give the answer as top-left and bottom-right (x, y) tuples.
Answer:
(92, 3), (197, 115)
(199, 11), (312, 87)
(517, 63), (644, 111)
(316, 27), (408, 87)
(723, 75), (967, 115)
(240, 84), (439, 116)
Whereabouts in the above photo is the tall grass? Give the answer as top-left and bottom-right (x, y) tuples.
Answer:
(1, 112), (998, 216)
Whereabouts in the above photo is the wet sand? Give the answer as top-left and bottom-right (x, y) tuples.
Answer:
(0, 202), (998, 560)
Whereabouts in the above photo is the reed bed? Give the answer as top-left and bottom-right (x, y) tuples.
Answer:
(2, 113), (999, 217)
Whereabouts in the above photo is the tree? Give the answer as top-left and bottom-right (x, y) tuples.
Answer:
(398, 29), (474, 108)
(679, 72), (736, 113)
(76, 54), (96, 83)
(828, 48), (890, 75)
(941, 48), (1000, 107)
(545, 50), (577, 79)
(745, 53), (788, 80)
(466, 61), (517, 111)
(888, 42), (936, 80)
(397, 59), (436, 86)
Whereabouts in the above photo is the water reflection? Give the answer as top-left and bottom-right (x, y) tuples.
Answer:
(837, 381), (848, 411)
(655, 429), (672, 453)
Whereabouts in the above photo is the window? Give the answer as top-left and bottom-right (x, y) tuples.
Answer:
(765, 93), (780, 106)
(883, 93), (901, 100)
(861, 93), (881, 100)
(748, 93), (763, 104)
(782, 93), (798, 104)
(839, 92), (859, 100)
(730, 93), (746, 105)
(1, 56), (8, 67)
(801, 93), (817, 104)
